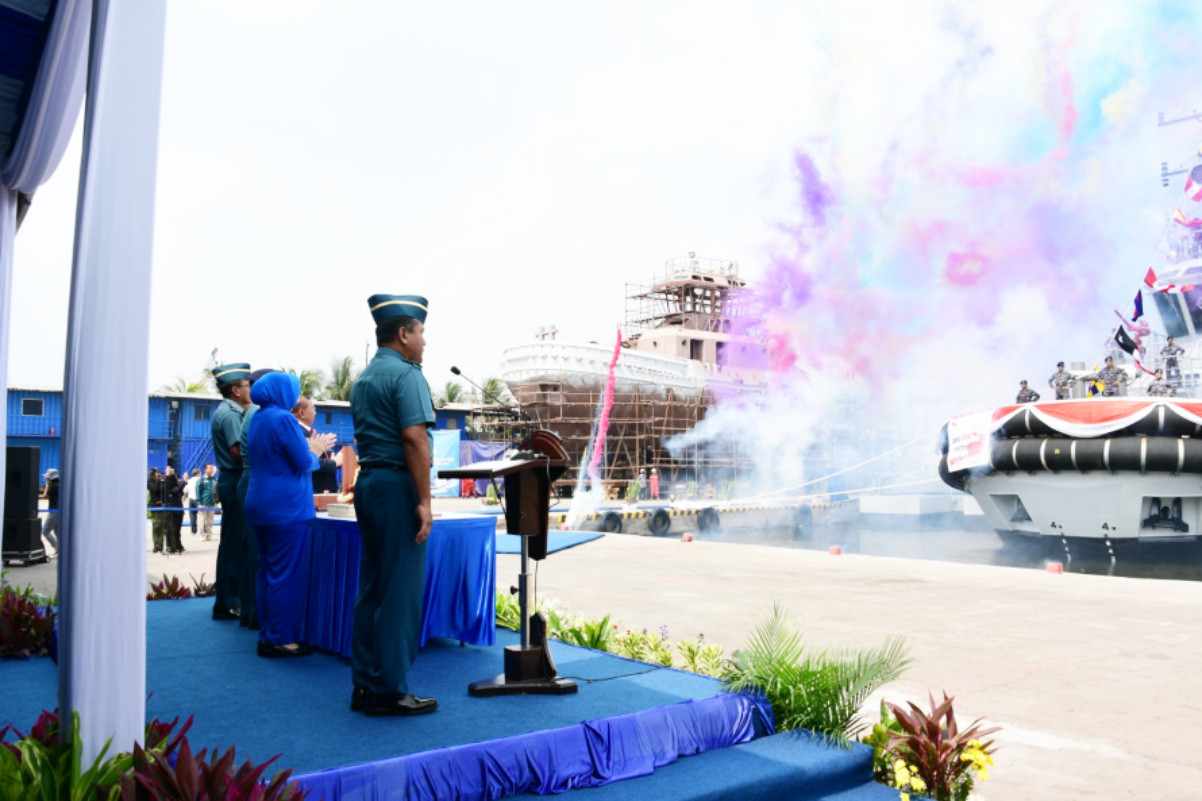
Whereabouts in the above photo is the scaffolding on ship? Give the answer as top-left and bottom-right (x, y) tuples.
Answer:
(498, 254), (762, 496)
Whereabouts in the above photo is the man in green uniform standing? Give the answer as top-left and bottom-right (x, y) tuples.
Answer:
(237, 368), (272, 630)
(210, 363), (252, 621)
(349, 294), (437, 717)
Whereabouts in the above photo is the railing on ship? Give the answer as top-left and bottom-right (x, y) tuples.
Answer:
(502, 342), (765, 388)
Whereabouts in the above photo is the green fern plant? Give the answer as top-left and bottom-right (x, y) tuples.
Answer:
(724, 603), (911, 746)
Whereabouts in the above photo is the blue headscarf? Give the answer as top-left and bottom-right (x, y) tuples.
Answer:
(245, 372), (317, 527)
(250, 371), (299, 410)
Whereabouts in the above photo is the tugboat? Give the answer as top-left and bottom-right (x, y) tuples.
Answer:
(500, 253), (768, 488)
(938, 146), (1202, 553)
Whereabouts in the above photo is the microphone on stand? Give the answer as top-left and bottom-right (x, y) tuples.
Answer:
(451, 366), (513, 408)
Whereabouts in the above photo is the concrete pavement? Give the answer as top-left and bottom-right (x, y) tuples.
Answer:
(6, 500), (1200, 799)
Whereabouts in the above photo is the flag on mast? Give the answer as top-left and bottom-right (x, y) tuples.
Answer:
(1173, 207), (1202, 228)
(1185, 164), (1202, 202)
(1145, 266), (1195, 294)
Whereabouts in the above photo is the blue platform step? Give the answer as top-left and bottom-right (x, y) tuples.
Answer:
(549, 728), (899, 800)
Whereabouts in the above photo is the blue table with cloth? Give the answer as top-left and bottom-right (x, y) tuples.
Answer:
(302, 514), (496, 655)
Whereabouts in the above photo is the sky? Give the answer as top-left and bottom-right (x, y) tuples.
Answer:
(8, 1), (1202, 441)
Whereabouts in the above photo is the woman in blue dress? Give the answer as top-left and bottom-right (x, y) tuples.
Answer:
(245, 371), (336, 657)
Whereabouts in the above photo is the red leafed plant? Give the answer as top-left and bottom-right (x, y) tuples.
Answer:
(0, 582), (56, 658)
(189, 574), (217, 598)
(119, 737), (309, 801)
(147, 575), (192, 601)
(885, 692), (999, 801)
(1, 709), (307, 801)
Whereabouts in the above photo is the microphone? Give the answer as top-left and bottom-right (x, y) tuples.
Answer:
(450, 366), (513, 408)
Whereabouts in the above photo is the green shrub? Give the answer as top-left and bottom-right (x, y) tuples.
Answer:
(612, 628), (673, 666)
(495, 590), (522, 630)
(0, 711), (153, 800)
(676, 637), (728, 678)
(557, 614), (615, 651)
(724, 604), (911, 746)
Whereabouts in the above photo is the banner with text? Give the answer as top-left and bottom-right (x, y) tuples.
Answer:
(946, 410), (994, 473)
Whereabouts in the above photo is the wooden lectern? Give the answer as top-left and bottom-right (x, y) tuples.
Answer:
(438, 430), (577, 696)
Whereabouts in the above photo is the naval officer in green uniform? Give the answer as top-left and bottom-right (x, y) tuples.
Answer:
(349, 294), (437, 717)
(237, 369), (271, 630)
(210, 363), (252, 620)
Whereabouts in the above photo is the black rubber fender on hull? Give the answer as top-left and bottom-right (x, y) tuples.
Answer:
(648, 509), (671, 536)
(939, 434), (1202, 489)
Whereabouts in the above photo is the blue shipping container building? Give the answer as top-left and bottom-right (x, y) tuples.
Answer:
(7, 387), (476, 485)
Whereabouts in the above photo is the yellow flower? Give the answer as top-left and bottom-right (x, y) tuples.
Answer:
(900, 794), (910, 801)
(910, 777), (927, 793)
(978, 768), (991, 782)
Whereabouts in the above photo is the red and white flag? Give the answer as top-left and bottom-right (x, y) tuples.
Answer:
(1185, 164), (1202, 202)
(1145, 267), (1195, 294)
(1173, 208), (1202, 228)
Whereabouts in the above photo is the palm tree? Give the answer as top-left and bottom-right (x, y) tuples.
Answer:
(285, 367), (325, 399)
(325, 356), (359, 401)
(435, 380), (466, 408)
(161, 375), (214, 394)
(480, 377), (514, 406)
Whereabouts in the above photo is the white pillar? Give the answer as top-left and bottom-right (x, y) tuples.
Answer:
(58, 0), (166, 761)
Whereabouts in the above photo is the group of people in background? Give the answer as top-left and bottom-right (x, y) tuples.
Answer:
(1016, 342), (1187, 404)
(146, 464), (218, 554)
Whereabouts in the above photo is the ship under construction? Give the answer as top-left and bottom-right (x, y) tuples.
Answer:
(498, 254), (768, 495)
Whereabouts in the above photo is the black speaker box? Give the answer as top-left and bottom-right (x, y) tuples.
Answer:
(5, 445), (40, 520)
(2, 518), (44, 561)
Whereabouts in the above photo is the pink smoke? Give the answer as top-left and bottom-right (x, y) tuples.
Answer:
(586, 328), (622, 482)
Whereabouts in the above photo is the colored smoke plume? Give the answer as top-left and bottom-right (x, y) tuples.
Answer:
(669, 2), (1202, 498)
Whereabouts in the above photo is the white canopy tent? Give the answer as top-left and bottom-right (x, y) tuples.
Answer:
(1, 0), (166, 761)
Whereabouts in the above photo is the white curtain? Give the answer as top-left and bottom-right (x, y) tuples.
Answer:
(0, 0), (90, 561)
(57, 0), (167, 761)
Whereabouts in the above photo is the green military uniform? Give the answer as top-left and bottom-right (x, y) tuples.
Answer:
(210, 363), (251, 619)
(238, 400), (261, 628)
(350, 296), (435, 698)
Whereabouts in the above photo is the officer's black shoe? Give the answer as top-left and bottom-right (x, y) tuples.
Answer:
(211, 607), (240, 621)
(257, 641), (313, 658)
(364, 693), (438, 717)
(350, 685), (370, 712)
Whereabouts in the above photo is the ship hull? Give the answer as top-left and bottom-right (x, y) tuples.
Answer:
(502, 341), (762, 487)
(965, 470), (1202, 545)
(940, 399), (1202, 547)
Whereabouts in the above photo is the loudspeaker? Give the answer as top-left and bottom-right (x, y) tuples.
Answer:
(4, 446), (40, 520)
(2, 518), (44, 562)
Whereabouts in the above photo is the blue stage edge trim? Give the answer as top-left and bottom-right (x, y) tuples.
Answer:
(293, 692), (774, 800)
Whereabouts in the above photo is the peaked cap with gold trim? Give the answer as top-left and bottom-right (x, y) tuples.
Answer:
(368, 294), (428, 325)
(211, 363), (251, 387)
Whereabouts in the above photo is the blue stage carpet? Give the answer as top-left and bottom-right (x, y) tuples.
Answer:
(556, 730), (906, 800)
(495, 530), (604, 555)
(1, 599), (893, 800)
